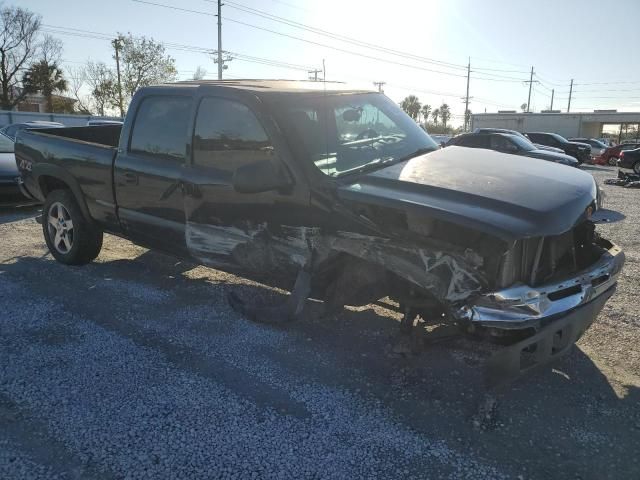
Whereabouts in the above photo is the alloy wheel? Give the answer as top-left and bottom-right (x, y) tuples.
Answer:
(47, 202), (74, 254)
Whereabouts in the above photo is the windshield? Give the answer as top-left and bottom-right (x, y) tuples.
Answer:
(271, 92), (438, 177)
(506, 134), (536, 151)
(0, 133), (14, 153)
(551, 133), (568, 144)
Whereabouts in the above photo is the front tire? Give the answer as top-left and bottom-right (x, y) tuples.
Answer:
(43, 189), (103, 265)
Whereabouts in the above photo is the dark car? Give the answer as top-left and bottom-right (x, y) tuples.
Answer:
(568, 138), (607, 158)
(525, 132), (591, 164)
(447, 132), (579, 166)
(617, 148), (640, 173)
(474, 128), (565, 154)
(14, 80), (623, 382)
(595, 142), (640, 166)
(0, 121), (64, 141)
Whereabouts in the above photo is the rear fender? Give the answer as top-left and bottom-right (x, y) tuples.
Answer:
(33, 163), (92, 222)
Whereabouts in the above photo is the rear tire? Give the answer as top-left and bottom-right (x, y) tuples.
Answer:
(42, 189), (103, 265)
(608, 156), (618, 166)
(634, 161), (640, 175)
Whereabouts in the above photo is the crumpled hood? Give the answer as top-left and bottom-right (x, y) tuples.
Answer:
(337, 146), (597, 241)
(0, 152), (18, 178)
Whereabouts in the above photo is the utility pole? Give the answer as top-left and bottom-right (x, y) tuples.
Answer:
(322, 59), (326, 81)
(464, 58), (471, 131)
(217, 0), (223, 80)
(373, 81), (386, 93)
(308, 69), (322, 81)
(526, 66), (534, 113)
(550, 88), (554, 111)
(567, 79), (574, 112)
(112, 38), (124, 118)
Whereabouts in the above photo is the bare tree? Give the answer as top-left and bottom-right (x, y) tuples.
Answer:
(192, 65), (207, 80)
(39, 34), (63, 64)
(85, 61), (117, 116)
(66, 66), (92, 114)
(0, 5), (42, 110)
(115, 33), (177, 110)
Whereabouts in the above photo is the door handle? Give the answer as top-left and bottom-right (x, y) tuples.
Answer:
(123, 172), (138, 185)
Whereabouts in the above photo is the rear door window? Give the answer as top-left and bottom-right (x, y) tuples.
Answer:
(129, 96), (192, 161)
(193, 97), (273, 170)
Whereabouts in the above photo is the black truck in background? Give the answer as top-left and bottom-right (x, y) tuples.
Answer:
(15, 80), (624, 383)
(525, 132), (592, 164)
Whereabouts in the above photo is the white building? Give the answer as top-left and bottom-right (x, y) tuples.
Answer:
(470, 111), (640, 139)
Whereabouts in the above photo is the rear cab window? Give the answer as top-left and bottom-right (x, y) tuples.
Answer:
(129, 96), (192, 161)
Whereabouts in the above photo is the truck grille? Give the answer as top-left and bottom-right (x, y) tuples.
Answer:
(497, 221), (602, 289)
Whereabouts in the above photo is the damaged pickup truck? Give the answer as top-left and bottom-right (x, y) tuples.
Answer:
(15, 80), (624, 381)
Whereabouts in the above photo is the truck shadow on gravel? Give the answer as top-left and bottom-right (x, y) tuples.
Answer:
(2, 251), (639, 479)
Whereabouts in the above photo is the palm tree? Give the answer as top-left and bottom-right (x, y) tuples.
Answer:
(421, 104), (432, 125)
(439, 103), (451, 129)
(22, 60), (68, 113)
(400, 95), (421, 120)
(432, 108), (440, 126)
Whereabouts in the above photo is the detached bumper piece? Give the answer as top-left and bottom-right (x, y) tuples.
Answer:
(485, 286), (614, 387)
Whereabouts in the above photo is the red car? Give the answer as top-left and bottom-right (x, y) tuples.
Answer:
(594, 142), (640, 165)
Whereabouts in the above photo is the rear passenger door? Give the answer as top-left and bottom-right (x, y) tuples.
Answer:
(114, 94), (193, 252)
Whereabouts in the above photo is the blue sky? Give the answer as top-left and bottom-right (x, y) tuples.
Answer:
(21, 0), (640, 124)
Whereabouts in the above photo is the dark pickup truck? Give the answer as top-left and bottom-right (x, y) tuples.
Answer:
(16, 80), (624, 382)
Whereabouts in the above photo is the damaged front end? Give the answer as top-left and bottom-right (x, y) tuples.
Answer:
(453, 222), (624, 384)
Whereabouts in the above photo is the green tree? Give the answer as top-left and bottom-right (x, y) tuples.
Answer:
(22, 60), (68, 112)
(439, 103), (451, 129)
(421, 104), (431, 125)
(0, 5), (42, 110)
(432, 108), (440, 126)
(400, 95), (421, 120)
(115, 33), (178, 112)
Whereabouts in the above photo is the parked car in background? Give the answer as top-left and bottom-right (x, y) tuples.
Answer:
(429, 134), (451, 147)
(0, 121), (64, 141)
(617, 148), (640, 173)
(86, 119), (124, 126)
(447, 132), (578, 166)
(525, 132), (591, 164)
(594, 142), (640, 166)
(568, 138), (607, 158)
(0, 132), (22, 199)
(596, 138), (613, 147)
(474, 128), (565, 154)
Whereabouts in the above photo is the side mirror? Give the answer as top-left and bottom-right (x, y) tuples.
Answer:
(232, 159), (292, 194)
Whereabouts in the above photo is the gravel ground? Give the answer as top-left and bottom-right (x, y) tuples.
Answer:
(0, 165), (639, 479)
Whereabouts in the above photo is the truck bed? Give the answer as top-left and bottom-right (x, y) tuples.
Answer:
(15, 125), (123, 230)
(30, 124), (122, 148)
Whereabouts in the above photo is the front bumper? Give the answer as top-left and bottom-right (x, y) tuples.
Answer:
(456, 240), (624, 330)
(484, 285), (615, 386)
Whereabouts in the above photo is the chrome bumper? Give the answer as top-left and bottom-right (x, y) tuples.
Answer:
(456, 241), (624, 330)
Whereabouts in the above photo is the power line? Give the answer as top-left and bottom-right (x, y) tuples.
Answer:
(43, 25), (317, 73)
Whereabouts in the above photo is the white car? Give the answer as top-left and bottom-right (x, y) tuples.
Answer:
(0, 133), (21, 197)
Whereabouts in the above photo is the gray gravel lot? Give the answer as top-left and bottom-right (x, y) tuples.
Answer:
(0, 165), (639, 479)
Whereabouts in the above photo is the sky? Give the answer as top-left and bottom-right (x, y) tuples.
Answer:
(19, 0), (640, 125)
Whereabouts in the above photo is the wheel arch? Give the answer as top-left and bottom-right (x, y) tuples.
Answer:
(34, 164), (92, 222)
